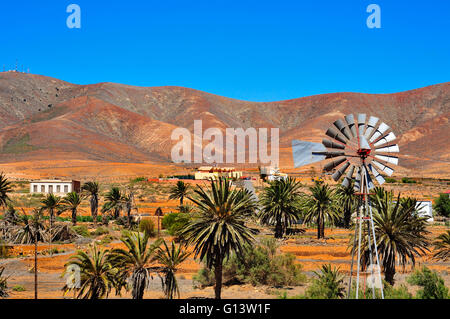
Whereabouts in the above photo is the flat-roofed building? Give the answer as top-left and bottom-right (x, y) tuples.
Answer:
(194, 166), (242, 180)
(30, 180), (81, 195)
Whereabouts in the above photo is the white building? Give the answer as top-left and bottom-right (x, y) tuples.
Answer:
(30, 180), (81, 195)
(416, 201), (433, 222)
(260, 166), (288, 181)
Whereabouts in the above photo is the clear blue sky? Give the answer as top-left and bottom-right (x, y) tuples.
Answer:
(1, 0), (449, 101)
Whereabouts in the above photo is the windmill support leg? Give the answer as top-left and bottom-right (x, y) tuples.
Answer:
(355, 205), (363, 299)
(365, 216), (376, 299)
(367, 197), (384, 299)
(347, 204), (359, 299)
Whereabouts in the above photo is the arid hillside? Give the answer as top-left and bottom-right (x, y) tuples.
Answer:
(0, 71), (448, 178)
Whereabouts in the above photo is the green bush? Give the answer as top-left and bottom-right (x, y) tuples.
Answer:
(401, 177), (416, 184)
(385, 177), (397, 183)
(193, 268), (216, 288)
(98, 235), (115, 245)
(72, 225), (90, 237)
(433, 193), (450, 217)
(12, 285), (25, 292)
(161, 213), (190, 236)
(130, 177), (146, 183)
(193, 238), (306, 288)
(407, 266), (449, 299)
(90, 226), (109, 237)
(384, 284), (413, 299)
(138, 219), (156, 237)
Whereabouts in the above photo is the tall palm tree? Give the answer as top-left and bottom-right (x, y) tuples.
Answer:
(82, 182), (100, 224)
(60, 192), (83, 225)
(358, 190), (430, 285)
(301, 182), (339, 239)
(335, 181), (358, 228)
(259, 177), (302, 238)
(62, 244), (117, 299)
(41, 193), (62, 230)
(154, 240), (191, 299)
(179, 177), (258, 299)
(102, 187), (123, 220)
(169, 181), (190, 206)
(0, 173), (12, 240)
(433, 230), (450, 261)
(108, 232), (162, 299)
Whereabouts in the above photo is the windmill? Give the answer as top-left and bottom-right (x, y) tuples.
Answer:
(292, 113), (400, 299)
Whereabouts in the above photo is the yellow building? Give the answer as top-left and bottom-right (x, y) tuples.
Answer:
(194, 166), (243, 180)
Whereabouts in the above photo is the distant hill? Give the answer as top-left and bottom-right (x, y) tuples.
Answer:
(0, 71), (448, 178)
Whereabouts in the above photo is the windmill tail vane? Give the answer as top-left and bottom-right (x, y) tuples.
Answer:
(292, 113), (399, 299)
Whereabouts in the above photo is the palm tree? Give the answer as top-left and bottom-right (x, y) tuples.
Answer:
(259, 177), (302, 238)
(62, 244), (117, 299)
(108, 232), (162, 299)
(102, 187), (123, 220)
(82, 182), (100, 224)
(0, 173), (11, 209)
(60, 192), (83, 225)
(13, 209), (47, 244)
(335, 181), (358, 228)
(433, 230), (450, 261)
(169, 181), (190, 206)
(154, 240), (191, 299)
(41, 193), (62, 230)
(358, 190), (430, 285)
(179, 177), (258, 299)
(301, 182), (339, 239)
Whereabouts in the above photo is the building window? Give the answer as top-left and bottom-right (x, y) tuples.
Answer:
(64, 185), (69, 193)
(48, 185), (53, 193)
(41, 185), (45, 192)
(33, 185), (38, 193)
(56, 185), (61, 193)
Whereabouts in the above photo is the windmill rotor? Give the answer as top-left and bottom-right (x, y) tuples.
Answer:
(292, 113), (399, 191)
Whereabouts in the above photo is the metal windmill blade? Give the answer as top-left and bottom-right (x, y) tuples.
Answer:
(357, 113), (367, 137)
(345, 114), (357, 138)
(364, 116), (379, 139)
(369, 122), (390, 142)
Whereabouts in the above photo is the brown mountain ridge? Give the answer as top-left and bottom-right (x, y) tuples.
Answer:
(0, 71), (448, 179)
